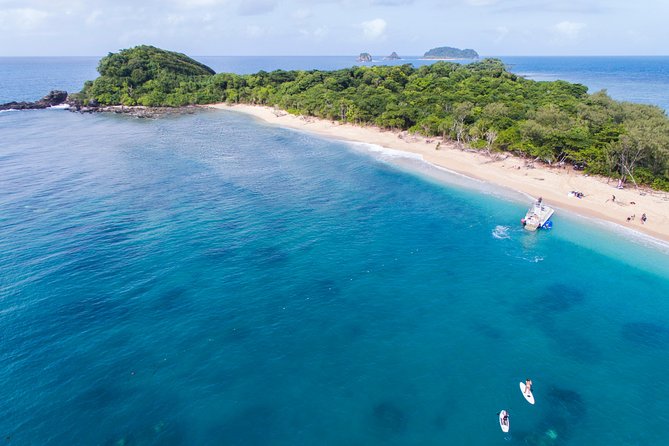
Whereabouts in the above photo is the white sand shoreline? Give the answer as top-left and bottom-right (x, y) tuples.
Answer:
(208, 103), (669, 245)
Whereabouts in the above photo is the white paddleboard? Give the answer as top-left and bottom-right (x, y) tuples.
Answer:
(520, 382), (535, 404)
(498, 410), (509, 432)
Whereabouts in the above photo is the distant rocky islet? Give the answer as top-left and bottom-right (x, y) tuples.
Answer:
(355, 46), (478, 61)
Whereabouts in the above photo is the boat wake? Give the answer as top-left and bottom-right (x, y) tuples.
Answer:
(492, 225), (511, 239)
(519, 255), (544, 263)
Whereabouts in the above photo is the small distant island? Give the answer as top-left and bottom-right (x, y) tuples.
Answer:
(423, 46), (479, 60)
(384, 52), (401, 60)
(356, 53), (373, 62)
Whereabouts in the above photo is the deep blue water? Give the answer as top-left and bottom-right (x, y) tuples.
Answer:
(0, 57), (99, 104)
(1, 55), (668, 111)
(501, 56), (669, 112)
(2, 58), (669, 445)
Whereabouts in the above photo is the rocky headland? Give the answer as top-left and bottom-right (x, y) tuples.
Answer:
(1, 91), (196, 118)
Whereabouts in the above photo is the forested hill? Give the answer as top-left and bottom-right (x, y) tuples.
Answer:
(423, 46), (479, 59)
(76, 46), (669, 190)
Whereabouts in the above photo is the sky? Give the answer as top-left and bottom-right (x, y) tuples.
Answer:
(0, 0), (667, 56)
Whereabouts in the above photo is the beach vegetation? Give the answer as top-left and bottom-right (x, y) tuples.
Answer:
(77, 46), (669, 190)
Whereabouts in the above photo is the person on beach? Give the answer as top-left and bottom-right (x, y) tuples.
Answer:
(612, 195), (616, 202)
(641, 213), (647, 224)
(525, 378), (533, 395)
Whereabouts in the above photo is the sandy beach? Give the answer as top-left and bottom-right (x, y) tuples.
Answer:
(210, 103), (669, 244)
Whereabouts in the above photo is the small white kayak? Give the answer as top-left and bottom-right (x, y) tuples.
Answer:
(499, 410), (510, 432)
(520, 382), (535, 404)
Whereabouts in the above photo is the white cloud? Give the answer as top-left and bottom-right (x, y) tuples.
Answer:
(371, 0), (413, 5)
(299, 26), (329, 39)
(166, 14), (186, 25)
(292, 8), (311, 20)
(494, 25), (509, 43)
(85, 10), (102, 26)
(245, 24), (266, 37)
(238, 0), (276, 15)
(170, 0), (226, 7)
(553, 20), (586, 39)
(360, 18), (387, 40)
(466, 0), (499, 5)
(0, 8), (48, 30)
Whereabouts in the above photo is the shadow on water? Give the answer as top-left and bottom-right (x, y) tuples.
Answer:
(371, 401), (408, 435)
(621, 321), (669, 349)
(209, 405), (277, 446)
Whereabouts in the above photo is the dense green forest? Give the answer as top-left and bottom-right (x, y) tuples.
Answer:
(423, 46), (479, 59)
(77, 46), (669, 190)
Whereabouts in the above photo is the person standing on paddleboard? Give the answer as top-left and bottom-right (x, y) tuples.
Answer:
(525, 378), (533, 395)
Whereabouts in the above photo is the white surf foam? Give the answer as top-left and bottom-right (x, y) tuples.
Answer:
(48, 104), (70, 110)
(348, 141), (423, 161)
(492, 225), (511, 240)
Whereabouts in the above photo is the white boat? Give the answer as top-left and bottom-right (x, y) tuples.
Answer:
(521, 199), (554, 231)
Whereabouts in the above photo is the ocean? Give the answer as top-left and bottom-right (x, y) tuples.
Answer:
(2, 57), (669, 445)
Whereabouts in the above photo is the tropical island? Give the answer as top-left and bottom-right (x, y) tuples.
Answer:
(71, 45), (669, 193)
(423, 46), (479, 59)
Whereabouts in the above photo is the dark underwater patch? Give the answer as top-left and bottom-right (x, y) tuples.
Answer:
(543, 325), (603, 363)
(202, 246), (237, 262)
(154, 287), (189, 312)
(304, 278), (342, 303)
(104, 419), (186, 446)
(622, 322), (669, 349)
(212, 404), (277, 446)
(92, 222), (134, 245)
(545, 386), (587, 421)
(254, 246), (289, 266)
(517, 385), (587, 445)
(535, 283), (586, 312)
(75, 383), (124, 411)
(470, 321), (503, 340)
(371, 401), (408, 434)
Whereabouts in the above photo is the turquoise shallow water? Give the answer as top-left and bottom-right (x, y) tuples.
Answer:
(2, 109), (669, 445)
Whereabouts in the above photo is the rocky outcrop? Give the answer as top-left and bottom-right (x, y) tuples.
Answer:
(0, 90), (68, 111)
(73, 105), (198, 118)
(384, 52), (401, 60)
(357, 53), (373, 62)
(1, 90), (196, 118)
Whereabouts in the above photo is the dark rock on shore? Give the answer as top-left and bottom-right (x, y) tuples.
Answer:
(73, 105), (199, 118)
(0, 90), (68, 111)
(1, 89), (199, 118)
